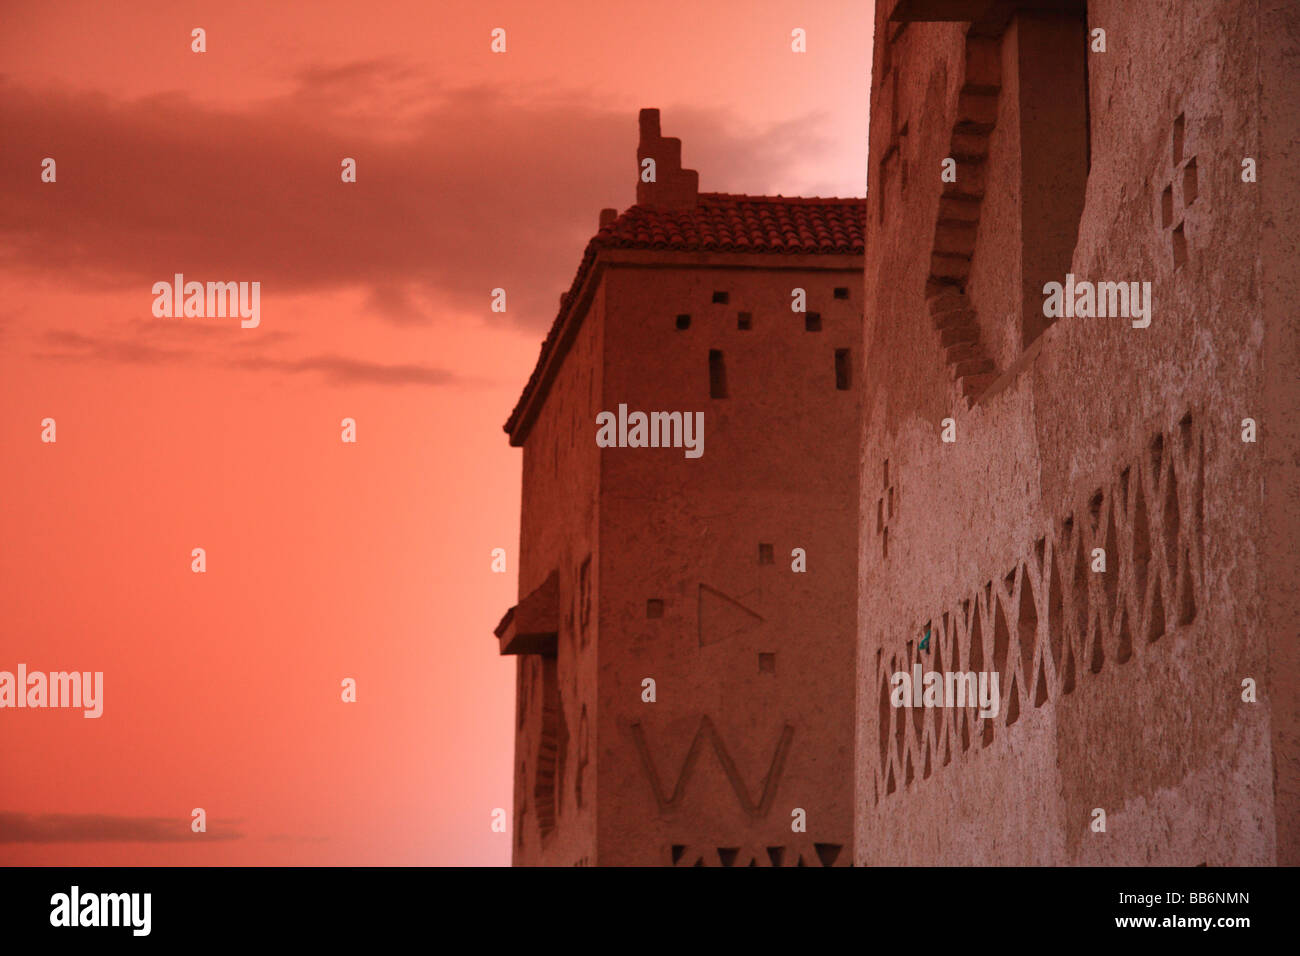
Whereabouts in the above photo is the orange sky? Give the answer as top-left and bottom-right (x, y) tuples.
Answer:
(0, 0), (872, 864)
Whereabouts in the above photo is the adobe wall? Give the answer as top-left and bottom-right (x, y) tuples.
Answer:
(1259, 0), (1300, 866)
(594, 255), (861, 866)
(856, 0), (1288, 865)
(511, 284), (605, 866)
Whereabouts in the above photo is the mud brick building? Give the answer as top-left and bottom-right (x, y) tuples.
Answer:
(498, 110), (865, 866)
(857, 0), (1298, 864)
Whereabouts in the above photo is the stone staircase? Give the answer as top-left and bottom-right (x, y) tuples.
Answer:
(926, 33), (1001, 407)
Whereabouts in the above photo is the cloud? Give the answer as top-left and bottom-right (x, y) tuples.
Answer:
(0, 67), (826, 328)
(35, 327), (460, 387)
(0, 812), (243, 843)
(231, 353), (460, 387)
(35, 328), (189, 365)
(263, 833), (331, 843)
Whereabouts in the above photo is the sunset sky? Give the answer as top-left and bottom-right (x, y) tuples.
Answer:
(0, 0), (872, 865)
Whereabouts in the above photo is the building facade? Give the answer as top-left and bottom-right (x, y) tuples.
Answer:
(857, 0), (1299, 864)
(498, 110), (865, 866)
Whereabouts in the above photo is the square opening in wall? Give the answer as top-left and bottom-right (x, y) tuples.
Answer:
(834, 287), (850, 299)
(737, 312), (752, 330)
(646, 599), (664, 618)
(675, 314), (691, 330)
(712, 291), (729, 304)
(805, 312), (822, 332)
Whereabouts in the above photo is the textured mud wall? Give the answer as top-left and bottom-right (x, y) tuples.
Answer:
(1260, 0), (1300, 866)
(856, 0), (1288, 865)
(595, 255), (861, 866)
(512, 284), (604, 866)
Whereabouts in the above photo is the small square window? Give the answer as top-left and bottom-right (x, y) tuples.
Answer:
(758, 543), (774, 565)
(805, 312), (822, 332)
(834, 287), (850, 300)
(675, 314), (691, 330)
(646, 599), (664, 618)
(737, 312), (752, 330)
(712, 291), (729, 304)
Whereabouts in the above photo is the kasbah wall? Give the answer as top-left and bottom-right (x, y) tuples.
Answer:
(509, 275), (604, 867)
(503, 120), (864, 864)
(856, 0), (1299, 865)
(509, 243), (863, 866)
(594, 253), (859, 867)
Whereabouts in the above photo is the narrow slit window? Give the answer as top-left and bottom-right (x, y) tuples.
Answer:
(708, 349), (728, 398)
(835, 348), (851, 390)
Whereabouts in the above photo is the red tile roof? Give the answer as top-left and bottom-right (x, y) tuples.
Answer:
(504, 193), (865, 442)
(596, 193), (865, 254)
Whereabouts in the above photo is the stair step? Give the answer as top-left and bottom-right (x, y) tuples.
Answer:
(934, 308), (976, 331)
(930, 252), (972, 282)
(925, 277), (964, 300)
(941, 323), (980, 348)
(938, 195), (982, 224)
(945, 343), (981, 364)
(964, 36), (1001, 88)
(927, 291), (969, 316)
(957, 90), (998, 122)
(935, 221), (978, 257)
(961, 371), (997, 396)
(955, 357), (995, 378)
(940, 184), (984, 204)
(950, 128), (990, 156)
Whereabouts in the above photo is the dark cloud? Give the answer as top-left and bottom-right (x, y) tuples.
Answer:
(0, 66), (822, 328)
(35, 327), (460, 387)
(231, 353), (460, 387)
(0, 812), (243, 843)
(35, 328), (189, 364)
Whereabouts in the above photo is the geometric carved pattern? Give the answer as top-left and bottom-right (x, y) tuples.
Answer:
(876, 412), (1204, 798)
(534, 657), (567, 836)
(669, 841), (847, 867)
(629, 715), (794, 816)
(697, 583), (764, 647)
(877, 459), (899, 559)
(1158, 112), (1198, 269)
